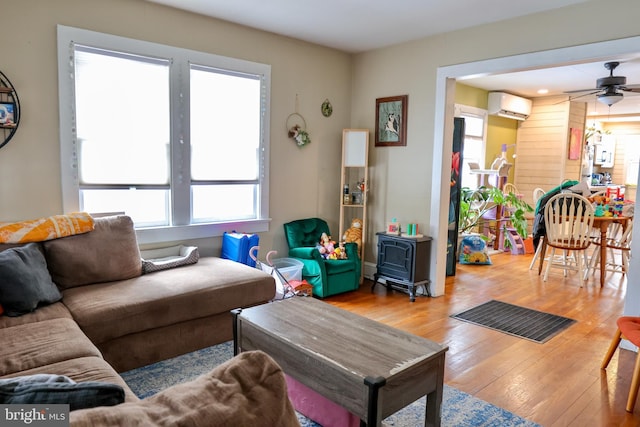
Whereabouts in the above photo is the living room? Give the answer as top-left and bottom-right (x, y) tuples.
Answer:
(3, 0), (637, 291)
(1, 0), (640, 424)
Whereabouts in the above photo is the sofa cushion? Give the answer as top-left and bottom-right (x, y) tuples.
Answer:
(43, 215), (142, 289)
(0, 302), (72, 329)
(0, 318), (102, 376)
(0, 374), (124, 411)
(1, 357), (139, 403)
(62, 257), (275, 345)
(70, 351), (300, 427)
(0, 243), (62, 316)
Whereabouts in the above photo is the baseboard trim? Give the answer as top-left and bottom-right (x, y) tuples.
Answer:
(363, 261), (377, 281)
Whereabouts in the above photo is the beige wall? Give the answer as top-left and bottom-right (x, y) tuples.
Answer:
(3, 0), (640, 288)
(0, 0), (352, 257)
(350, 0), (640, 283)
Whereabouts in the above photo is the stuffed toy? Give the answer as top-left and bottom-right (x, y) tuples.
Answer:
(588, 195), (610, 205)
(342, 218), (363, 256)
(315, 233), (348, 260)
(316, 232), (336, 259)
(337, 241), (347, 259)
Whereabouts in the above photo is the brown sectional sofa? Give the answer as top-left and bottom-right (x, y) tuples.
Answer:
(0, 215), (299, 425)
(61, 256), (277, 372)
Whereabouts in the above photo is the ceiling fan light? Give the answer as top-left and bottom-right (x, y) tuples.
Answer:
(597, 92), (623, 106)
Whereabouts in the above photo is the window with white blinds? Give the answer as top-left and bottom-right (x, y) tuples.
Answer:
(57, 26), (271, 243)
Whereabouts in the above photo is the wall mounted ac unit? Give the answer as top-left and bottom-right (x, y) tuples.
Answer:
(488, 92), (532, 121)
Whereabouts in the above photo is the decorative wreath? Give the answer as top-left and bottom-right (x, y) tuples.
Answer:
(286, 113), (311, 147)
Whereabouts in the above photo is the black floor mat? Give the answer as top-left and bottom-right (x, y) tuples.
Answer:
(451, 300), (576, 343)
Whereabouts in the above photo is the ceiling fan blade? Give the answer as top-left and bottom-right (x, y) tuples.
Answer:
(553, 91), (602, 105)
(569, 91), (601, 101)
(564, 88), (599, 94)
(620, 86), (640, 93)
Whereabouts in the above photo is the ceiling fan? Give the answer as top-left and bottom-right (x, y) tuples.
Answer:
(565, 61), (640, 106)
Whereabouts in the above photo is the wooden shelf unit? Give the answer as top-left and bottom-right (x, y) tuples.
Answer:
(339, 129), (369, 282)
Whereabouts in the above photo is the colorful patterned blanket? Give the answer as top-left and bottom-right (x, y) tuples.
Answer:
(0, 212), (95, 244)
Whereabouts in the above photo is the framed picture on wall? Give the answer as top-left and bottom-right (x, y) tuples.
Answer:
(375, 95), (407, 147)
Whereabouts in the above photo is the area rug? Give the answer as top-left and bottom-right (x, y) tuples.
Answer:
(451, 299), (576, 343)
(121, 341), (540, 427)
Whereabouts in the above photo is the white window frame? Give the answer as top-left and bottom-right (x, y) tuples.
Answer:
(454, 104), (488, 190)
(57, 25), (271, 244)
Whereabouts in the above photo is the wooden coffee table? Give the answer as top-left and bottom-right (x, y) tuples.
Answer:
(232, 297), (448, 427)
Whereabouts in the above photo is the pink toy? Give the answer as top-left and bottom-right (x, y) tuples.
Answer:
(285, 375), (359, 427)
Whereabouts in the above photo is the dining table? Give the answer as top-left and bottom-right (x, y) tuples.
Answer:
(536, 214), (632, 287)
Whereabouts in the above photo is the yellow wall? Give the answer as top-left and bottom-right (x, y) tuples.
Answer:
(488, 117), (518, 183)
(454, 83), (486, 108)
(454, 83), (520, 182)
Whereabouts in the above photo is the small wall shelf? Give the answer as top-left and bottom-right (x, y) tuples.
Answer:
(0, 70), (20, 149)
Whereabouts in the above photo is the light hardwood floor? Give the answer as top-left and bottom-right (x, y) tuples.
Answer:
(322, 252), (638, 427)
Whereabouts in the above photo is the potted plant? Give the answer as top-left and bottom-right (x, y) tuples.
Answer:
(458, 186), (533, 247)
(458, 187), (493, 236)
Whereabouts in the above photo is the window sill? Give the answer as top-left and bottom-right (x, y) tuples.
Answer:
(135, 219), (270, 245)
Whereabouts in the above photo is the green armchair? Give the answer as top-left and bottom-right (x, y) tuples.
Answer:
(283, 218), (361, 298)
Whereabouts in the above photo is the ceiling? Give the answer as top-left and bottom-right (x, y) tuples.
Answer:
(147, 0), (640, 119)
(462, 58), (640, 119)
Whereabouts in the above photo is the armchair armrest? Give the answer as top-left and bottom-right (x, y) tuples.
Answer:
(289, 247), (323, 262)
(344, 242), (359, 260)
(344, 242), (361, 279)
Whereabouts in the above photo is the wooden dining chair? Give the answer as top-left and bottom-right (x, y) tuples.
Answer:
(532, 187), (546, 205)
(602, 316), (640, 412)
(503, 183), (518, 196)
(542, 193), (595, 282)
(528, 187), (548, 271)
(589, 219), (633, 277)
(529, 238), (547, 271)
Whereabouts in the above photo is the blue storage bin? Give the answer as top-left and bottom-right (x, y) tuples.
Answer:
(221, 232), (259, 267)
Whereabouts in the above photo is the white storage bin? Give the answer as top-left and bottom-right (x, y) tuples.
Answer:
(261, 258), (304, 299)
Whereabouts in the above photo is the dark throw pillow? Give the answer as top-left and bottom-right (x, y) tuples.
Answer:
(0, 374), (124, 411)
(0, 243), (62, 316)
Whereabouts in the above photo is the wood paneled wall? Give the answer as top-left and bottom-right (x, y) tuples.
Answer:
(514, 96), (586, 206)
(567, 101), (587, 180)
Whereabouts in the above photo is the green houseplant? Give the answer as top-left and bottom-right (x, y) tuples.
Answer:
(458, 186), (533, 246)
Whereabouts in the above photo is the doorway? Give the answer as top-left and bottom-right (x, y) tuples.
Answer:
(429, 35), (640, 311)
